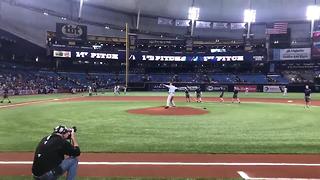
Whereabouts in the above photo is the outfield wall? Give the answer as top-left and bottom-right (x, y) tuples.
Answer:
(141, 83), (318, 93)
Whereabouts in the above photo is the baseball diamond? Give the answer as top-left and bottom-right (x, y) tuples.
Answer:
(1, 0), (320, 179)
(0, 93), (320, 179)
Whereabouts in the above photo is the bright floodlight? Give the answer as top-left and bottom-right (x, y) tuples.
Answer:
(244, 9), (256, 23)
(188, 7), (200, 20)
(306, 5), (320, 20)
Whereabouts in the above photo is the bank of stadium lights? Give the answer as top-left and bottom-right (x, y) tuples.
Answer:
(306, 5), (320, 38)
(105, 26), (110, 29)
(244, 9), (256, 23)
(188, 7), (200, 21)
(306, 5), (320, 20)
(244, 9), (256, 39)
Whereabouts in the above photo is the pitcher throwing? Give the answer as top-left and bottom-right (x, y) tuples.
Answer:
(162, 83), (178, 109)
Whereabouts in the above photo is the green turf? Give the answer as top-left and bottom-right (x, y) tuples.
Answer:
(0, 92), (319, 154)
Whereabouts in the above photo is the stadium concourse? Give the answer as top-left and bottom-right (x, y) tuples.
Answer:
(1, 0), (320, 179)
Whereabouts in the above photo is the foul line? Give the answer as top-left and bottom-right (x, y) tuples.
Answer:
(237, 171), (320, 180)
(2, 161), (320, 166)
(0, 97), (82, 109)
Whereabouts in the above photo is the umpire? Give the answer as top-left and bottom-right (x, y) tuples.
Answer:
(32, 125), (81, 180)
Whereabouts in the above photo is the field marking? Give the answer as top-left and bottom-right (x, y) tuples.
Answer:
(237, 171), (320, 180)
(0, 97), (83, 109)
(2, 161), (320, 166)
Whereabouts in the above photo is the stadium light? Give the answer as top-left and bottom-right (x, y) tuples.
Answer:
(307, 5), (320, 38)
(188, 7), (200, 21)
(306, 5), (320, 20)
(244, 9), (256, 23)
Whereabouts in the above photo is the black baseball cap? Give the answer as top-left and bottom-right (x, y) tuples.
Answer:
(53, 125), (68, 134)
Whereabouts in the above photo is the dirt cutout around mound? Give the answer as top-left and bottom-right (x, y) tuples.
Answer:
(127, 106), (209, 116)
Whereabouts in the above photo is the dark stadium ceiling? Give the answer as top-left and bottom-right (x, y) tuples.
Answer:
(79, 0), (318, 22)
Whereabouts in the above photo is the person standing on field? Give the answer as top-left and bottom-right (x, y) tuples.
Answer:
(219, 87), (225, 102)
(185, 86), (191, 102)
(232, 87), (240, 103)
(162, 82), (178, 109)
(304, 85), (311, 108)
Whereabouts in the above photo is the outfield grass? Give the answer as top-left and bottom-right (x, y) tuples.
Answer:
(0, 92), (319, 154)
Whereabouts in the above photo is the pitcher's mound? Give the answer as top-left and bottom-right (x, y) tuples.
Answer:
(127, 106), (209, 116)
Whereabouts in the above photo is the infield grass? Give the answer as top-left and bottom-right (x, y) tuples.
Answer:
(0, 92), (319, 154)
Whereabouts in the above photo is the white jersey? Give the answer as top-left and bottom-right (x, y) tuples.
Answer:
(164, 85), (178, 94)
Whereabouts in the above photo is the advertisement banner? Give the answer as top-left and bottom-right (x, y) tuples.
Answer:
(230, 23), (246, 30)
(263, 85), (285, 93)
(51, 47), (263, 62)
(274, 48), (311, 60)
(212, 22), (228, 29)
(136, 39), (184, 45)
(175, 19), (191, 27)
(205, 85), (228, 92)
(148, 83), (199, 92)
(195, 21), (211, 28)
(234, 85), (257, 92)
(53, 50), (71, 58)
(56, 23), (87, 41)
(157, 17), (174, 25)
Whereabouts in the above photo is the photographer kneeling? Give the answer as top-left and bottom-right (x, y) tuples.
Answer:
(32, 125), (81, 180)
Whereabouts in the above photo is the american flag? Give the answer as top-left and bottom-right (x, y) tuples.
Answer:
(266, 22), (288, 34)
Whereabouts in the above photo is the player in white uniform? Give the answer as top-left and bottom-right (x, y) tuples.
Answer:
(88, 86), (92, 96)
(245, 87), (249, 95)
(283, 87), (287, 96)
(162, 83), (178, 109)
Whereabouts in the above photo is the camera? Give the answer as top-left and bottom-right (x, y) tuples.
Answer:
(66, 126), (77, 139)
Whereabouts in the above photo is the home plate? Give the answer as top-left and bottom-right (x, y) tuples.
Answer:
(288, 100), (293, 103)
(53, 99), (59, 101)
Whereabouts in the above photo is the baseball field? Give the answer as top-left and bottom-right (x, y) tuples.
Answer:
(0, 92), (320, 179)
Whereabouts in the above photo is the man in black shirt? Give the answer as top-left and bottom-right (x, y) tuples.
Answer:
(195, 87), (202, 103)
(232, 87), (240, 103)
(32, 125), (80, 180)
(185, 86), (190, 102)
(219, 87), (225, 102)
(304, 85), (311, 108)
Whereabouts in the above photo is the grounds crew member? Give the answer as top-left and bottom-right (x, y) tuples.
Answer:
(32, 125), (80, 180)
